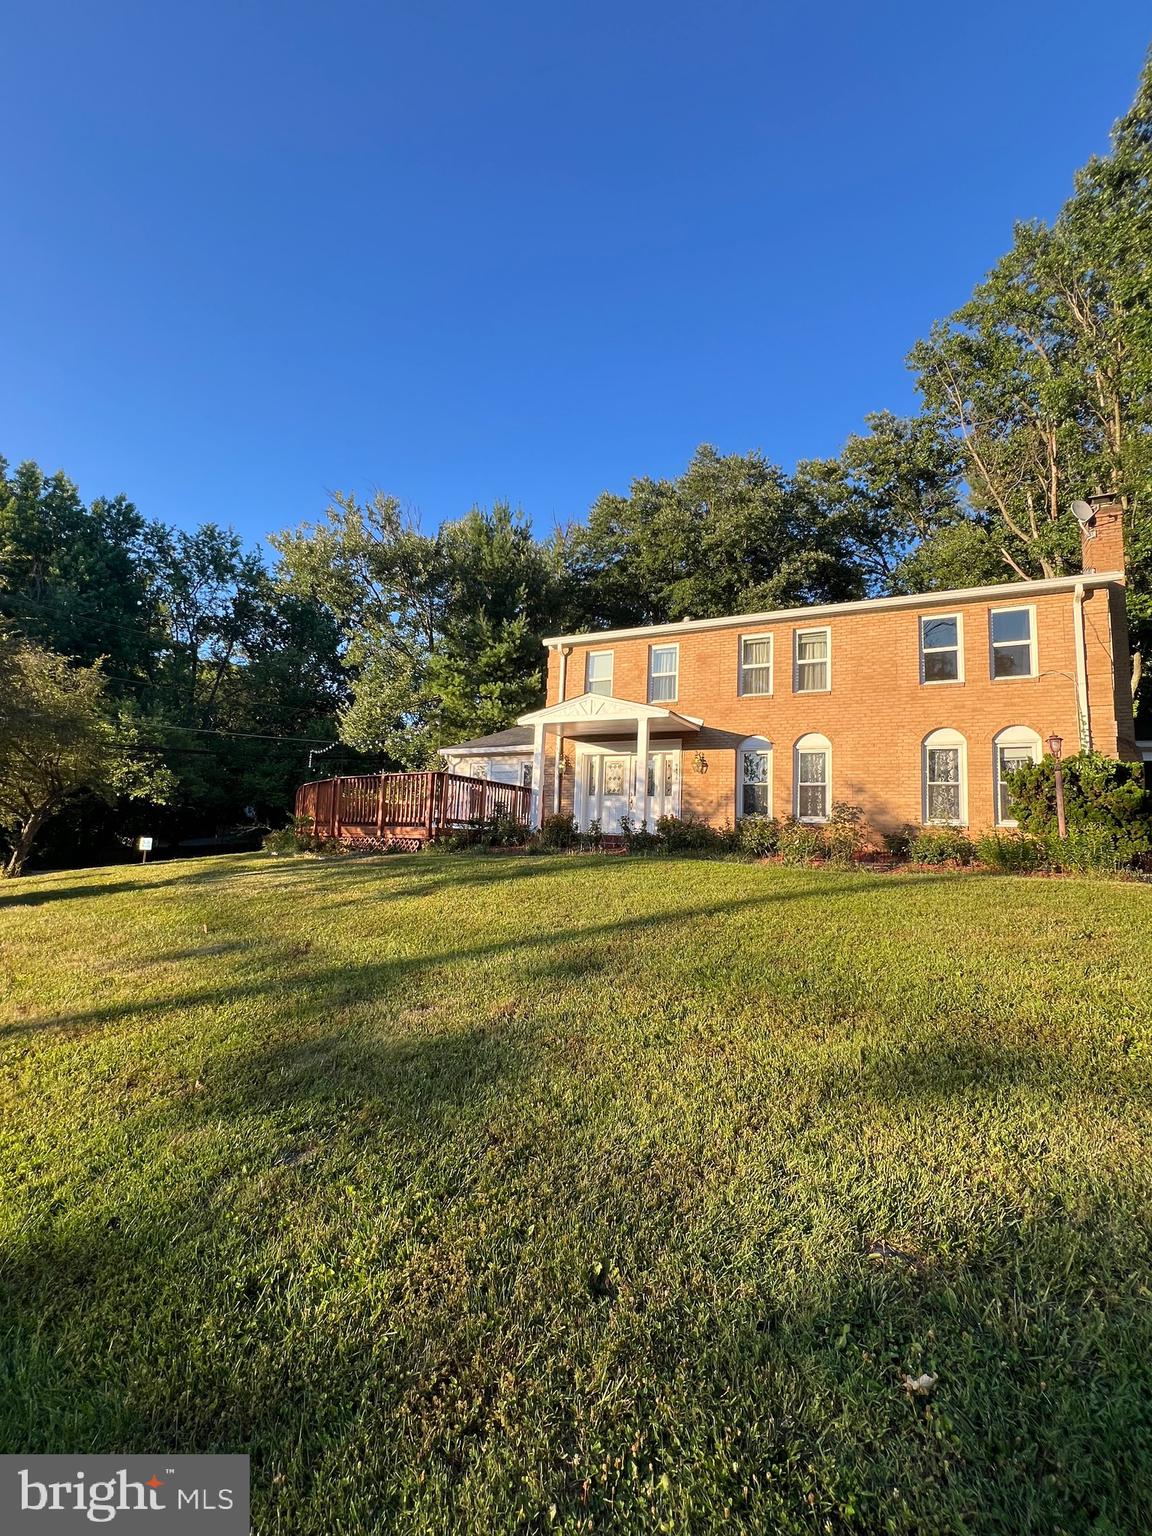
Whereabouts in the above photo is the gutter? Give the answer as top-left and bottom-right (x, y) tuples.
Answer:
(1073, 582), (1092, 750)
(543, 571), (1126, 649)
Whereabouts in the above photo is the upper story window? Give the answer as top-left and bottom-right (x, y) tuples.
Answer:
(794, 733), (831, 822)
(648, 643), (679, 702)
(990, 607), (1036, 679)
(586, 650), (613, 696)
(922, 728), (967, 826)
(921, 614), (963, 683)
(794, 627), (830, 693)
(739, 634), (773, 696)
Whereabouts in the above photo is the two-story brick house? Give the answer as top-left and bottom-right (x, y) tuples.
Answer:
(440, 500), (1138, 839)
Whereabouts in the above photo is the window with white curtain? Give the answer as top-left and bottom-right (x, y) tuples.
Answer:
(794, 733), (831, 821)
(794, 628), (830, 692)
(739, 634), (773, 696)
(648, 644), (679, 702)
(922, 729), (968, 825)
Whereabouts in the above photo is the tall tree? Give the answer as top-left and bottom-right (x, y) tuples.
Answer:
(273, 495), (559, 764)
(562, 444), (865, 631)
(794, 412), (965, 592)
(0, 457), (157, 681)
(907, 50), (1152, 699)
(0, 639), (173, 876)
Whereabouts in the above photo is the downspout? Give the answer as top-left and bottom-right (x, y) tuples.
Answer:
(1073, 583), (1091, 751)
(553, 645), (571, 815)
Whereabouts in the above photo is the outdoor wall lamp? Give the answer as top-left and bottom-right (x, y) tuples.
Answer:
(692, 750), (708, 775)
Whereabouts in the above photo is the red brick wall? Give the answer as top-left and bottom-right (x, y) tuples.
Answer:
(539, 583), (1136, 834)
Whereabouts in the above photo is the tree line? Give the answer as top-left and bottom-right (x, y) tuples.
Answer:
(2, 51), (1149, 875)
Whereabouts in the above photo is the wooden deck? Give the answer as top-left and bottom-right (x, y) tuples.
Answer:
(295, 771), (532, 847)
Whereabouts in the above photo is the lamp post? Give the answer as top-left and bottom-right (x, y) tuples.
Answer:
(1046, 733), (1067, 839)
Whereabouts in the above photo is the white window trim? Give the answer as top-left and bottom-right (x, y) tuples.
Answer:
(988, 604), (1038, 681)
(737, 736), (774, 819)
(922, 728), (969, 827)
(648, 642), (680, 703)
(992, 725), (1042, 827)
(920, 612), (965, 686)
(793, 732), (831, 823)
(738, 633), (774, 697)
(793, 626), (831, 694)
(586, 649), (614, 695)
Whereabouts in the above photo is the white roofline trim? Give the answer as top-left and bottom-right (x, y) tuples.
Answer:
(542, 572), (1125, 648)
(517, 691), (703, 728)
(439, 743), (534, 757)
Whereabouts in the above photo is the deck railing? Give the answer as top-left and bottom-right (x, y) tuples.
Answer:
(295, 771), (532, 842)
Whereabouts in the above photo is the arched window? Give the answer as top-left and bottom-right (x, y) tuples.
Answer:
(993, 726), (1042, 826)
(794, 733), (831, 823)
(737, 737), (773, 818)
(922, 729), (967, 826)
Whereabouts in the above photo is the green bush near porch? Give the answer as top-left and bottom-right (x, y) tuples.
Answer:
(3, 854), (1152, 1533)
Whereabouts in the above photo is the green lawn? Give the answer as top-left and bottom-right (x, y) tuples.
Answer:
(2, 853), (1151, 1534)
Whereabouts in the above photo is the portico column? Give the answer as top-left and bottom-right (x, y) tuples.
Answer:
(636, 716), (650, 830)
(530, 722), (547, 828)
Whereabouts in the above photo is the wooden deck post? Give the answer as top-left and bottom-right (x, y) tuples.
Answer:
(424, 771), (436, 844)
(376, 771), (386, 836)
(333, 776), (344, 839)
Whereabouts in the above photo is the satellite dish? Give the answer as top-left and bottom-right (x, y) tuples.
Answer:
(1071, 499), (1095, 527)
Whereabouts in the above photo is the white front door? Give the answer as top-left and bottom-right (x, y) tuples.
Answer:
(586, 752), (634, 834)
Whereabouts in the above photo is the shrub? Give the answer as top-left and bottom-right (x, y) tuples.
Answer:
(438, 811), (528, 852)
(777, 817), (827, 865)
(618, 815), (662, 854)
(975, 831), (1049, 873)
(882, 824), (916, 861)
(263, 815), (327, 855)
(737, 816), (781, 857)
(535, 812), (579, 851)
(1044, 823), (1152, 874)
(578, 818), (604, 852)
(1005, 751), (1152, 836)
(825, 802), (865, 866)
(655, 814), (732, 854)
(907, 827), (976, 865)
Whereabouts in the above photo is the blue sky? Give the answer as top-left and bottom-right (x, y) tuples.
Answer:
(3, 2), (1149, 551)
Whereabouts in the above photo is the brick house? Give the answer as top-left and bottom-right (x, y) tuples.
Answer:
(440, 501), (1138, 838)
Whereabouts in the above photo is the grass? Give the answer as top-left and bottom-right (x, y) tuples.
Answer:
(1, 851), (1152, 1534)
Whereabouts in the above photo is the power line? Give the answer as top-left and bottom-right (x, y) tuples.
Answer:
(15, 713), (341, 745)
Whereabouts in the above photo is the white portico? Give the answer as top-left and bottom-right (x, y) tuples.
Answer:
(517, 692), (702, 832)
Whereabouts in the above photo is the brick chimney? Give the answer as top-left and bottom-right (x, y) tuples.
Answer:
(1080, 494), (1126, 575)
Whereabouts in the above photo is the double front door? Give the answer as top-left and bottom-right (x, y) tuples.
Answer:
(581, 749), (680, 834)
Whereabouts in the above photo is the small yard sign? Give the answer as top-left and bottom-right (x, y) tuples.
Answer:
(136, 835), (154, 863)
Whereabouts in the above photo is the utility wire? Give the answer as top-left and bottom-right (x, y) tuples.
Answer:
(13, 713), (341, 745)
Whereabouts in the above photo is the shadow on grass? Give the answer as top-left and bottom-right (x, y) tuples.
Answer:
(3, 869), (968, 1040)
(8, 860), (1150, 1525)
(3, 1010), (1151, 1532)
(0, 850), (629, 909)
